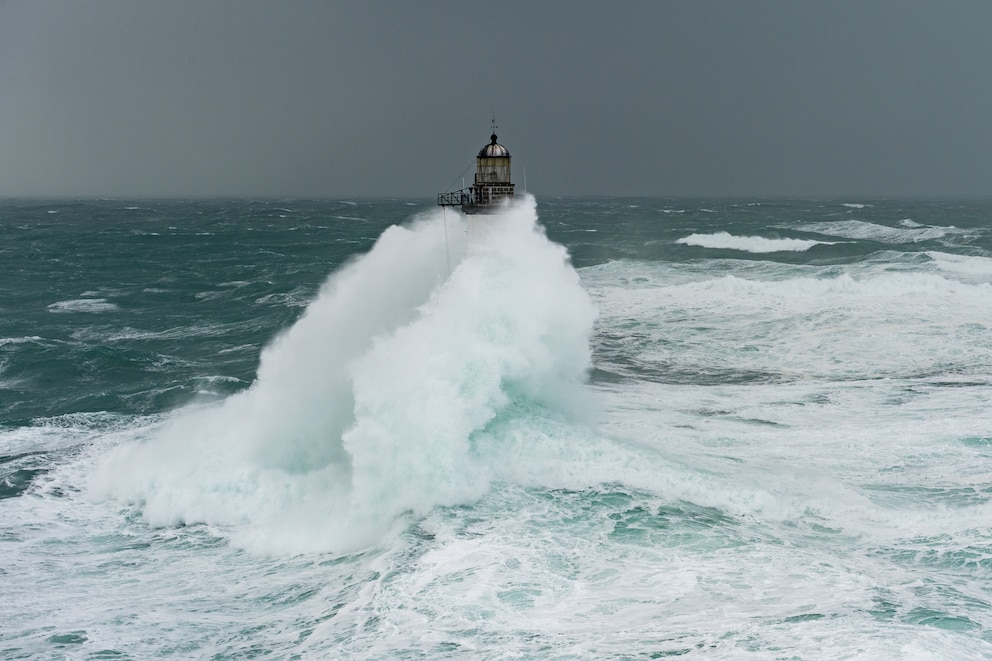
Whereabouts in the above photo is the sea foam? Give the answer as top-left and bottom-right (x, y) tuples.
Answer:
(677, 231), (827, 253)
(90, 196), (598, 554)
(47, 298), (118, 314)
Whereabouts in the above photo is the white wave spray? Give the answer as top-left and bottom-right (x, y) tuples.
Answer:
(90, 196), (598, 554)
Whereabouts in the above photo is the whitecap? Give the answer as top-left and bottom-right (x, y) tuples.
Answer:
(0, 336), (44, 346)
(677, 232), (828, 253)
(47, 298), (118, 314)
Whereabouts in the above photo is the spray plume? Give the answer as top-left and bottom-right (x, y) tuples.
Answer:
(92, 196), (598, 554)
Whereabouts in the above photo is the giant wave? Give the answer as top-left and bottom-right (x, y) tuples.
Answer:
(90, 197), (599, 554)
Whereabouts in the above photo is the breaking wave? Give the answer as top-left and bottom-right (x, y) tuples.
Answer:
(90, 196), (599, 554)
(677, 231), (829, 253)
(47, 298), (119, 314)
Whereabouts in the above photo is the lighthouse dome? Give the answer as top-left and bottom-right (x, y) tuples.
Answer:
(478, 134), (510, 158)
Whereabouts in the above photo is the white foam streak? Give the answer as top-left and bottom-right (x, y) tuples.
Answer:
(797, 219), (963, 243)
(91, 197), (598, 554)
(0, 336), (43, 347)
(47, 298), (118, 313)
(677, 231), (828, 252)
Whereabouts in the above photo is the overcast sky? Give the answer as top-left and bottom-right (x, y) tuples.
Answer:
(1, 1), (991, 198)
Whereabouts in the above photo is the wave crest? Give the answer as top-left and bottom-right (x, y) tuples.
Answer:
(677, 232), (827, 253)
(47, 298), (118, 314)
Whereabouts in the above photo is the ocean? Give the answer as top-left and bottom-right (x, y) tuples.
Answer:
(2, 195), (992, 659)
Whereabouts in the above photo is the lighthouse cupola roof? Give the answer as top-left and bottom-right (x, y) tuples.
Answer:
(478, 133), (510, 158)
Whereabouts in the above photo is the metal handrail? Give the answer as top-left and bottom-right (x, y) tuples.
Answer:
(438, 189), (472, 207)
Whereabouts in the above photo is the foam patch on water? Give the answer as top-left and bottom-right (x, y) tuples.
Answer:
(0, 412), (144, 457)
(677, 231), (829, 253)
(90, 196), (599, 554)
(0, 336), (44, 347)
(47, 298), (118, 314)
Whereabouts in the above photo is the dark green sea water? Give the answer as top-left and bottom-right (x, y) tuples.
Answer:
(2, 196), (992, 658)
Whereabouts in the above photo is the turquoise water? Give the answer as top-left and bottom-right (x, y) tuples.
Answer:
(2, 196), (992, 658)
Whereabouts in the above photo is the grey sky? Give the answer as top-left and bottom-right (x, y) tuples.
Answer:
(1, 1), (990, 198)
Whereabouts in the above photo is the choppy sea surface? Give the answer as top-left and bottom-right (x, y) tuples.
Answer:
(2, 196), (992, 659)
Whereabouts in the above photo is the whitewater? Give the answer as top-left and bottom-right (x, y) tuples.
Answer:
(2, 196), (992, 658)
(91, 197), (598, 555)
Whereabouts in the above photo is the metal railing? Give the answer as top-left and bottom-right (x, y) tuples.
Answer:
(438, 189), (472, 207)
(438, 185), (515, 209)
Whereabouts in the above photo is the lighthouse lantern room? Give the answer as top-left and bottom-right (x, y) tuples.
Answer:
(438, 119), (515, 214)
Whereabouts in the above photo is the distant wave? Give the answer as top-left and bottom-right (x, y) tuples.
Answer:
(47, 298), (118, 314)
(677, 232), (827, 253)
(796, 220), (964, 244)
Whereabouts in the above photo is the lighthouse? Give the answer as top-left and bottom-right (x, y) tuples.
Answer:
(438, 120), (515, 214)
